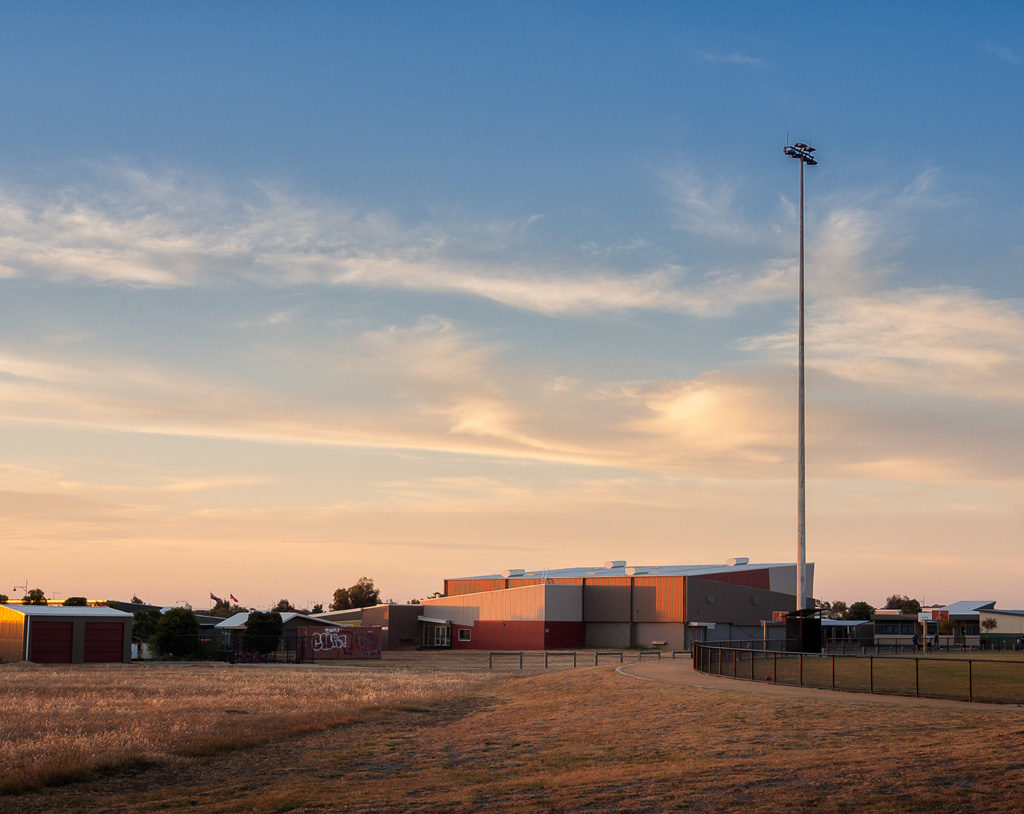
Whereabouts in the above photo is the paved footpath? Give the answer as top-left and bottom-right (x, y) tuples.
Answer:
(618, 658), (1024, 712)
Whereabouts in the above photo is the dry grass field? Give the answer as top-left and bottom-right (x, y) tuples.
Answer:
(4, 658), (1024, 812)
(0, 661), (496, 795)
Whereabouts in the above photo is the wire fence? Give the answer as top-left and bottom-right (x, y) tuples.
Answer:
(707, 639), (988, 656)
(692, 642), (1024, 704)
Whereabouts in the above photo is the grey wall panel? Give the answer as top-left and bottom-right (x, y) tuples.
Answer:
(584, 622), (629, 648)
(582, 584), (630, 621)
(686, 576), (797, 628)
(633, 623), (686, 650)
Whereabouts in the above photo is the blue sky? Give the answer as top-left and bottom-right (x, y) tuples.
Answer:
(0, 3), (1021, 608)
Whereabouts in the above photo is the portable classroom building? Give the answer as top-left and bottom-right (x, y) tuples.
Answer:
(0, 604), (133, 663)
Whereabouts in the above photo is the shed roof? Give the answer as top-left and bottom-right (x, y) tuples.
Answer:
(944, 601), (996, 615)
(0, 604), (131, 618)
(214, 612), (341, 630)
(452, 561), (797, 581)
(984, 608), (1024, 617)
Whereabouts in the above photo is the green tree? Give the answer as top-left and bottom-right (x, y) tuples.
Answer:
(23, 588), (46, 605)
(133, 608), (162, 640)
(310, 603), (323, 614)
(131, 595), (145, 604)
(884, 594), (921, 614)
(330, 587), (351, 611)
(273, 598), (296, 613)
(241, 611), (283, 653)
(845, 601), (875, 621)
(151, 608), (199, 657)
(347, 577), (381, 609)
(0, 593), (8, 603)
(828, 600), (849, 620)
(63, 596), (88, 606)
(981, 617), (998, 632)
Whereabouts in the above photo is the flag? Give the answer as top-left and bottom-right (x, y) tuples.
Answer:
(230, 594), (238, 603)
(210, 592), (222, 603)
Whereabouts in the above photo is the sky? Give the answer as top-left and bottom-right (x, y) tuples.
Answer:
(0, 2), (1021, 609)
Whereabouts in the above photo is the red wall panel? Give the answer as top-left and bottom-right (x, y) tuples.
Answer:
(544, 621), (583, 649)
(450, 621), (583, 650)
(451, 621), (545, 650)
(701, 569), (770, 590)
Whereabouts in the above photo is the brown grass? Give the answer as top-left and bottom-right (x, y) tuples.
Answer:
(0, 661), (494, 794)
(5, 660), (1024, 812)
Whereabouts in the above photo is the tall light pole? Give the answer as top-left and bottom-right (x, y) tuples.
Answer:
(784, 141), (817, 611)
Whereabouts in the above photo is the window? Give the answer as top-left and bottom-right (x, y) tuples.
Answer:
(457, 628), (471, 642)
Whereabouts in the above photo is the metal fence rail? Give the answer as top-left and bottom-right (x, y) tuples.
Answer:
(692, 642), (1024, 705)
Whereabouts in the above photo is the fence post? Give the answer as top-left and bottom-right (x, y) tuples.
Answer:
(519, 651), (523, 670)
(718, 649), (722, 676)
(573, 651), (577, 668)
(619, 651), (623, 664)
(595, 651), (598, 666)
(489, 651), (493, 669)
(733, 651), (737, 678)
(969, 659), (973, 703)
(773, 652), (777, 683)
(832, 655), (835, 690)
(545, 652), (549, 669)
(799, 654), (803, 687)
(915, 658), (919, 698)
(870, 657), (874, 693)
(751, 651), (755, 681)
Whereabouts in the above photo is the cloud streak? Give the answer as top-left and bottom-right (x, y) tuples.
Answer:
(0, 167), (800, 318)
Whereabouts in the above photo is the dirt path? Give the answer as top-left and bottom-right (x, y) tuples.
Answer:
(618, 659), (1022, 710)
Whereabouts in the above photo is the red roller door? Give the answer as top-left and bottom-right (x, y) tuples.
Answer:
(84, 622), (125, 663)
(30, 621), (74, 663)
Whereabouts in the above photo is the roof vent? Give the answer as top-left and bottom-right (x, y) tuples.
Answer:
(726, 557), (749, 567)
(501, 568), (525, 578)
(604, 560), (626, 569)
(625, 567), (648, 576)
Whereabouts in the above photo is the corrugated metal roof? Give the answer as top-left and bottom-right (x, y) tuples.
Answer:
(214, 611), (342, 630)
(0, 604), (131, 618)
(943, 601), (997, 615)
(452, 562), (797, 580)
(985, 608), (1024, 617)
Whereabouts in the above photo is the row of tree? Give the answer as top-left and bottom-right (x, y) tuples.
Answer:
(0, 589), (89, 606)
(818, 594), (925, 621)
(134, 607), (286, 658)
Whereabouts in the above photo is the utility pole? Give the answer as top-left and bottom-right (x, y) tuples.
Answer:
(784, 141), (818, 611)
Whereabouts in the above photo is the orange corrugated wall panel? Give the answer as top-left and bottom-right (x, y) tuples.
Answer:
(632, 577), (686, 622)
(444, 579), (505, 596)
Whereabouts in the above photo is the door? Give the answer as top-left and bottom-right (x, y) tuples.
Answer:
(84, 622), (125, 662)
(30, 621), (74, 663)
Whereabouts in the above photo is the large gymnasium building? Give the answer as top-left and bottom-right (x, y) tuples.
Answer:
(322, 558), (813, 651)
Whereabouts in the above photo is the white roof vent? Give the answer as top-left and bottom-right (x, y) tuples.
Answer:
(726, 557), (749, 567)
(625, 567), (648, 576)
(502, 568), (525, 578)
(604, 560), (626, 569)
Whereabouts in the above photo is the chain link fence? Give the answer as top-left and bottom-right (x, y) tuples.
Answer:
(692, 642), (1024, 704)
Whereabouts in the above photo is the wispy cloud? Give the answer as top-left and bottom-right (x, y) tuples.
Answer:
(739, 287), (1024, 400)
(980, 43), (1022, 65)
(0, 166), (797, 318)
(699, 51), (764, 67)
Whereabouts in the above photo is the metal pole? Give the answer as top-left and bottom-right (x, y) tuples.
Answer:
(797, 156), (806, 612)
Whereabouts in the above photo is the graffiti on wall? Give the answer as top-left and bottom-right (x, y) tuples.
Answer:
(296, 626), (382, 659)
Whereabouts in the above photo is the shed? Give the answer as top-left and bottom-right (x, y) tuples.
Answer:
(0, 604), (133, 663)
(214, 611), (341, 649)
